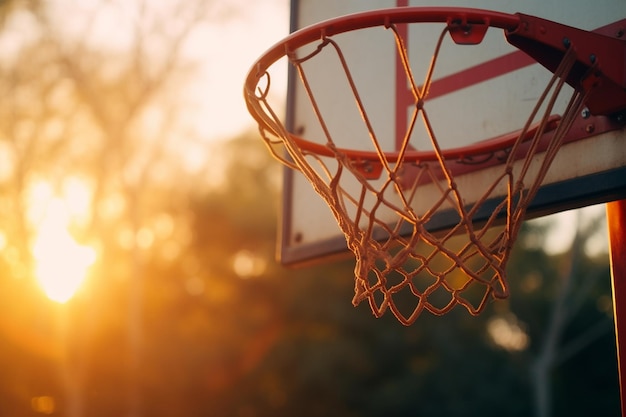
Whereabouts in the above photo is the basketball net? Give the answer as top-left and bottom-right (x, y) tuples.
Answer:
(246, 14), (590, 325)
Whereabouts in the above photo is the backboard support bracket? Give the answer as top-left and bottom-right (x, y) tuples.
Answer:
(507, 16), (626, 116)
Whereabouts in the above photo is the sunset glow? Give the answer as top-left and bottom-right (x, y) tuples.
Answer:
(30, 182), (96, 303)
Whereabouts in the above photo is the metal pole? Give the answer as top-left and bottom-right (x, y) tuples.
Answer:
(608, 199), (626, 417)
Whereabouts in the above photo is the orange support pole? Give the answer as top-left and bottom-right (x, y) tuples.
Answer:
(608, 199), (626, 416)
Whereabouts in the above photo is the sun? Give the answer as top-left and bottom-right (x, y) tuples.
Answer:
(30, 181), (96, 303)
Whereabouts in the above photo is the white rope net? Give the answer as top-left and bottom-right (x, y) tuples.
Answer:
(246, 19), (588, 325)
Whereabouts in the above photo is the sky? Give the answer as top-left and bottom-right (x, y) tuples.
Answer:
(186, 0), (290, 141)
(40, 0), (290, 143)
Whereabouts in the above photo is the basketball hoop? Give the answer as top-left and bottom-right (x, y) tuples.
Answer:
(244, 7), (626, 325)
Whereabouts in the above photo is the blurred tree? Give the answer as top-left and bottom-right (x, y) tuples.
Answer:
(0, 0), (224, 416)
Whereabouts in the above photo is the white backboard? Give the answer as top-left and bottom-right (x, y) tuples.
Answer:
(279, 0), (626, 265)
